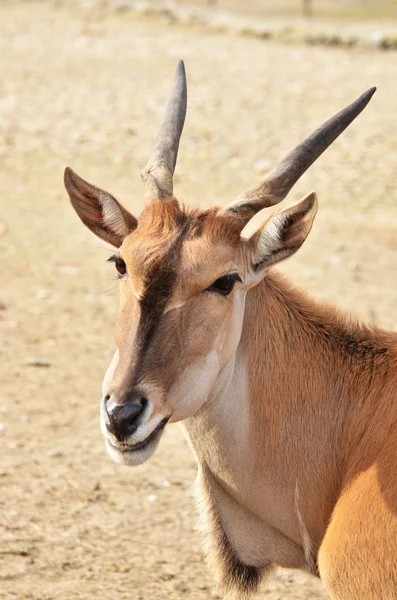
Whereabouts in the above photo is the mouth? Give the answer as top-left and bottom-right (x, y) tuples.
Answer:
(108, 418), (169, 454)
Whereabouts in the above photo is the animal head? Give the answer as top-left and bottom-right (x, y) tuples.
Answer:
(64, 61), (375, 465)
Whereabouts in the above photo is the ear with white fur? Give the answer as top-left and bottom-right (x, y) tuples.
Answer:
(64, 167), (137, 247)
(248, 191), (318, 270)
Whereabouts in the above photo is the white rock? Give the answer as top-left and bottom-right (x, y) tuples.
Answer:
(59, 265), (79, 276)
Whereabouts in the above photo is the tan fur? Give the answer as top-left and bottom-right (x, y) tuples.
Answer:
(66, 178), (397, 598)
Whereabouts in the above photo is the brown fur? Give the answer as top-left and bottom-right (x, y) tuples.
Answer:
(66, 174), (397, 599)
(182, 272), (397, 598)
(245, 274), (397, 593)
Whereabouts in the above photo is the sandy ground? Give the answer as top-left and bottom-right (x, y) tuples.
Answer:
(1, 2), (397, 599)
(178, 0), (397, 20)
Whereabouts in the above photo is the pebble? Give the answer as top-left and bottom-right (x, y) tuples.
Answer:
(26, 358), (52, 367)
(58, 265), (79, 276)
(254, 159), (272, 175)
(347, 260), (359, 272)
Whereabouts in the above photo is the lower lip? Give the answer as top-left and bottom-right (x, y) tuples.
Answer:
(110, 418), (169, 453)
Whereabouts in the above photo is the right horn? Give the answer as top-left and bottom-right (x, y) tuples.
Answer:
(223, 87), (376, 222)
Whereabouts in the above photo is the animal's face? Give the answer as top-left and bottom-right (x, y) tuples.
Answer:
(101, 201), (250, 465)
(65, 171), (317, 466)
(64, 61), (373, 465)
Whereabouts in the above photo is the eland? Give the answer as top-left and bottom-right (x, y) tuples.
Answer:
(64, 61), (397, 599)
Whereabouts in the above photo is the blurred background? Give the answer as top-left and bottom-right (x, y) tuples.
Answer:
(183, 0), (397, 19)
(1, 1), (396, 599)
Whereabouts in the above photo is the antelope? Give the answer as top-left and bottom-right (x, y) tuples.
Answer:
(64, 62), (397, 599)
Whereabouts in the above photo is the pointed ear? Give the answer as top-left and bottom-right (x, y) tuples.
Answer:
(64, 167), (138, 247)
(247, 192), (318, 270)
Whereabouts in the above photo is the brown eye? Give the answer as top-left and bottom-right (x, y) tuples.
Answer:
(115, 257), (126, 276)
(108, 255), (127, 277)
(206, 274), (242, 297)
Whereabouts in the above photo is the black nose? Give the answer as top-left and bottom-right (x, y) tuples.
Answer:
(104, 396), (146, 442)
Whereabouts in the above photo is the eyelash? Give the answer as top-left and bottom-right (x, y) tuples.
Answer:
(206, 274), (242, 297)
(108, 254), (127, 277)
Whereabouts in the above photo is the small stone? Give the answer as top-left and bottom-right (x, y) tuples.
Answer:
(173, 581), (189, 592)
(147, 494), (157, 502)
(26, 358), (51, 367)
(368, 31), (385, 47)
(347, 260), (359, 272)
(48, 450), (64, 458)
(36, 289), (49, 299)
(58, 265), (79, 276)
(254, 159), (272, 175)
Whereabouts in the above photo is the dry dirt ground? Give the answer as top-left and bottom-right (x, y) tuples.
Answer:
(179, 0), (397, 20)
(1, 2), (397, 599)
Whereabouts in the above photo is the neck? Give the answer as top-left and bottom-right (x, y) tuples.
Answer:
(183, 270), (396, 561)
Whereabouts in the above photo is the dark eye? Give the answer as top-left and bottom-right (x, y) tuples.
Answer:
(206, 274), (242, 297)
(115, 258), (126, 276)
(108, 255), (127, 277)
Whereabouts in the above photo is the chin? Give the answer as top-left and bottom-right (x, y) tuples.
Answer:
(104, 420), (167, 466)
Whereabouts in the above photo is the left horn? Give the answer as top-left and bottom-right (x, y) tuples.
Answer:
(141, 60), (187, 200)
(223, 86), (376, 221)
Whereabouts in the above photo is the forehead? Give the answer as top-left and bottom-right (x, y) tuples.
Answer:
(117, 198), (243, 352)
(120, 198), (242, 292)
